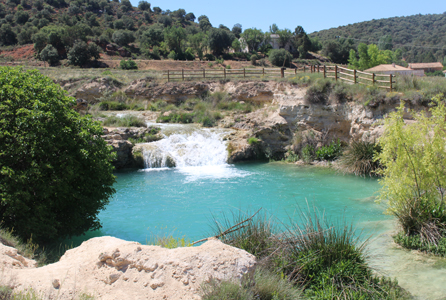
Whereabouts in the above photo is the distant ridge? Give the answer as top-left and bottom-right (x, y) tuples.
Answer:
(309, 13), (446, 63)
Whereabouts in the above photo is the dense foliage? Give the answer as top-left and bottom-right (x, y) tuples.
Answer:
(377, 94), (446, 249)
(311, 13), (446, 63)
(0, 67), (116, 243)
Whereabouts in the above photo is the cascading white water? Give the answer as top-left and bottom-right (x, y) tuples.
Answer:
(141, 126), (229, 169)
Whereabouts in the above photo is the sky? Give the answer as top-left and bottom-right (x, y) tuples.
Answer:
(129, 0), (446, 34)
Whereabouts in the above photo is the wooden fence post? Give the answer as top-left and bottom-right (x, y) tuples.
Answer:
(390, 74), (393, 92)
(317, 65), (320, 73)
(303, 66), (306, 73)
(224, 68), (226, 79)
(334, 65), (338, 82)
(372, 73), (375, 86)
(280, 68), (285, 78)
(323, 65), (326, 78)
(310, 65), (313, 73)
(354, 69), (357, 84)
(203, 68), (205, 79)
(167, 70), (170, 82)
(182, 69), (184, 81)
(263, 68), (265, 77)
(243, 68), (245, 78)
(295, 68), (297, 74)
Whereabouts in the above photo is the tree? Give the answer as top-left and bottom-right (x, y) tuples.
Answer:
(231, 38), (241, 52)
(67, 40), (100, 66)
(377, 95), (446, 242)
(199, 16), (212, 32)
(208, 27), (234, 55)
(0, 24), (17, 46)
(112, 30), (135, 46)
(269, 23), (279, 34)
(164, 26), (186, 55)
(321, 38), (354, 64)
(138, 0), (150, 11)
(241, 28), (264, 52)
(188, 32), (206, 60)
(40, 44), (59, 65)
(185, 12), (195, 22)
(378, 35), (393, 50)
(277, 29), (292, 48)
(0, 67), (115, 243)
(232, 23), (242, 38)
(269, 48), (292, 67)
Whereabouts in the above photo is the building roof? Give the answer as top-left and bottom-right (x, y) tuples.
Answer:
(408, 62), (443, 69)
(364, 64), (413, 72)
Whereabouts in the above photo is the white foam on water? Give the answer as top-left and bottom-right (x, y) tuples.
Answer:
(140, 126), (250, 180)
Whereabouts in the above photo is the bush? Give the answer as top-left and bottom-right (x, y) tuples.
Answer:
(120, 59), (138, 70)
(39, 44), (59, 66)
(99, 101), (129, 111)
(377, 95), (446, 246)
(338, 140), (381, 176)
(304, 79), (332, 105)
(0, 67), (115, 243)
(268, 49), (292, 67)
(247, 137), (260, 145)
(67, 40), (101, 67)
(316, 139), (342, 161)
(102, 115), (147, 127)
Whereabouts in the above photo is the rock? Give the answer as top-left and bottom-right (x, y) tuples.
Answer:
(1, 237), (256, 300)
(0, 242), (36, 269)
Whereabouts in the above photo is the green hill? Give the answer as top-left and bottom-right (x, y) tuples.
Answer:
(310, 13), (446, 63)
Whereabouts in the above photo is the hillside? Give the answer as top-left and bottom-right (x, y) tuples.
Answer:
(310, 13), (446, 63)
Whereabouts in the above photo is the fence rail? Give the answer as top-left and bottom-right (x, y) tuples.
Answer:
(163, 65), (395, 91)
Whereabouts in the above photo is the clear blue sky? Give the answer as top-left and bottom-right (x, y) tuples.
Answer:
(129, 0), (446, 34)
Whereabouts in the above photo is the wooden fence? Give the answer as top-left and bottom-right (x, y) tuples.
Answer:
(163, 65), (395, 91)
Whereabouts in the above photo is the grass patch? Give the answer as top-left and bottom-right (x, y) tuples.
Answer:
(338, 140), (382, 176)
(102, 115), (147, 127)
(206, 208), (410, 300)
(394, 232), (446, 257)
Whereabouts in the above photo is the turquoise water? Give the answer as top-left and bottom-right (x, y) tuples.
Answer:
(82, 162), (390, 244)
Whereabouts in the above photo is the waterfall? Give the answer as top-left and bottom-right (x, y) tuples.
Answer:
(141, 126), (230, 169)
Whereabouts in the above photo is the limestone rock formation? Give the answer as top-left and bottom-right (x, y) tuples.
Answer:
(1, 237), (256, 300)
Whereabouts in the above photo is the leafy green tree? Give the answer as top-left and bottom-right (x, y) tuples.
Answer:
(268, 48), (292, 67)
(171, 8), (186, 21)
(0, 24), (17, 46)
(40, 44), (59, 65)
(269, 23), (279, 33)
(140, 24), (164, 48)
(138, 0), (150, 11)
(17, 26), (37, 45)
(321, 38), (354, 64)
(188, 32), (206, 60)
(231, 38), (241, 52)
(14, 10), (28, 24)
(277, 29), (292, 48)
(231, 23), (242, 38)
(112, 30), (135, 46)
(120, 59), (138, 69)
(208, 27), (234, 55)
(198, 15), (212, 32)
(164, 26), (186, 55)
(241, 28), (263, 52)
(67, 40), (100, 66)
(0, 67), (115, 243)
(185, 12), (195, 22)
(120, 0), (132, 12)
(377, 95), (446, 241)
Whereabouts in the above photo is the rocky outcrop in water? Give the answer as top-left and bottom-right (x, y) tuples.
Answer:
(0, 237), (256, 300)
(102, 127), (162, 169)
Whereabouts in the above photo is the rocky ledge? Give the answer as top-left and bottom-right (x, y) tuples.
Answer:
(0, 237), (256, 300)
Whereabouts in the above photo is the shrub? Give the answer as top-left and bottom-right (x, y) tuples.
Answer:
(301, 144), (315, 162)
(338, 140), (381, 176)
(247, 137), (260, 145)
(67, 40), (101, 66)
(316, 139), (342, 161)
(99, 101), (129, 111)
(39, 44), (59, 66)
(377, 95), (446, 246)
(120, 59), (138, 70)
(102, 115), (147, 127)
(268, 49), (292, 67)
(304, 79), (332, 105)
(0, 67), (115, 243)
